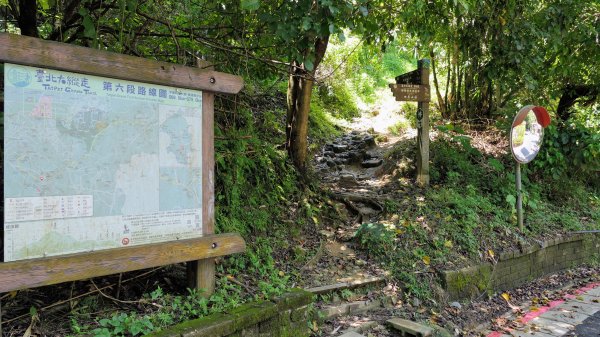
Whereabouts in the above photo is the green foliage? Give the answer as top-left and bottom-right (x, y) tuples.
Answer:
(309, 94), (343, 146)
(355, 223), (397, 259)
(214, 107), (298, 235)
(92, 313), (154, 337)
(388, 119), (411, 135)
(320, 37), (415, 105)
(534, 110), (600, 180)
(315, 83), (360, 120)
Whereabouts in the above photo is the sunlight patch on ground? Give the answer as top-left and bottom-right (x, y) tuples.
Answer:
(335, 87), (413, 135)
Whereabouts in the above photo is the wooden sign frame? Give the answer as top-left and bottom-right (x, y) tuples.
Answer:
(0, 33), (246, 294)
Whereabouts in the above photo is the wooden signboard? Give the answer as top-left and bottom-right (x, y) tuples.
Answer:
(0, 33), (246, 294)
(389, 60), (430, 186)
(394, 69), (421, 85)
(388, 83), (430, 102)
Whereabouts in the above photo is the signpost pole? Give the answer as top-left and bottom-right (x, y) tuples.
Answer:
(516, 162), (524, 231)
(416, 59), (430, 187)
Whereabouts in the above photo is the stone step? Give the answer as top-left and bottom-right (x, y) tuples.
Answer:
(305, 276), (385, 295)
(339, 331), (366, 337)
(387, 318), (433, 337)
(340, 320), (377, 335)
(319, 299), (383, 320)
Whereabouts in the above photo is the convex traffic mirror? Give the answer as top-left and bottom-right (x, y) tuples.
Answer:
(510, 105), (550, 230)
(510, 105), (550, 164)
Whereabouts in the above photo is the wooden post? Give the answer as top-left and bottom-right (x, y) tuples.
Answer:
(186, 59), (217, 296)
(416, 59), (430, 187)
(187, 90), (216, 295)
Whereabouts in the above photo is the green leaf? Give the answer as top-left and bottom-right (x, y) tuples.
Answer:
(301, 17), (312, 31)
(506, 194), (516, 206)
(359, 6), (368, 16)
(304, 58), (314, 71)
(488, 158), (505, 171)
(126, 0), (137, 11)
(241, 0), (260, 11)
(39, 0), (50, 10)
(78, 8), (96, 39)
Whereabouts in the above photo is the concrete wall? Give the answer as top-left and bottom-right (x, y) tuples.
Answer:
(148, 289), (313, 337)
(442, 234), (600, 300)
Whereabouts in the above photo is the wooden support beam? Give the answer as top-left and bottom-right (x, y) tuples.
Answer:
(0, 33), (244, 94)
(0, 233), (245, 293)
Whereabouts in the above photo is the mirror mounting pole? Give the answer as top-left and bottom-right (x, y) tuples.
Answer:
(516, 162), (523, 231)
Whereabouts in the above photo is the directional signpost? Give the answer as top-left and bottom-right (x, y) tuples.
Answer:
(389, 59), (431, 186)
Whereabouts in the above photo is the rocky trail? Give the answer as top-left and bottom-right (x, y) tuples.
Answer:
(302, 108), (600, 336)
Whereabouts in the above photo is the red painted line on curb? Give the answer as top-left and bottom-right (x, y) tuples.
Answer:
(520, 299), (565, 324)
(485, 282), (600, 337)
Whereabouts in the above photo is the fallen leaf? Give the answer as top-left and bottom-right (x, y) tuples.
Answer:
(423, 256), (431, 265)
(502, 293), (511, 302)
(488, 249), (495, 259)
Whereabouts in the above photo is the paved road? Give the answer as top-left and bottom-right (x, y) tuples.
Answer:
(487, 283), (600, 337)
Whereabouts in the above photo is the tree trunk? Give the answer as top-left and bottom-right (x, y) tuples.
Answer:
(286, 36), (330, 172)
(286, 67), (314, 172)
(556, 84), (598, 122)
(17, 0), (39, 37)
(430, 49), (447, 118)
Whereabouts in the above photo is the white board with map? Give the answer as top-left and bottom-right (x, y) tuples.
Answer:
(3, 63), (204, 262)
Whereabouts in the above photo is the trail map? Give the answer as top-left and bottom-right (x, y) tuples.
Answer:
(3, 63), (203, 261)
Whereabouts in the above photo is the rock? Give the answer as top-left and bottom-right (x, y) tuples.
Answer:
(361, 158), (383, 168)
(412, 297), (421, 307)
(319, 230), (334, 238)
(351, 130), (361, 135)
(326, 160), (336, 167)
(339, 332), (365, 337)
(323, 151), (335, 157)
(363, 135), (376, 147)
(449, 301), (462, 309)
(347, 151), (363, 164)
(376, 134), (388, 143)
(339, 173), (356, 184)
(387, 318), (433, 337)
(333, 144), (349, 153)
